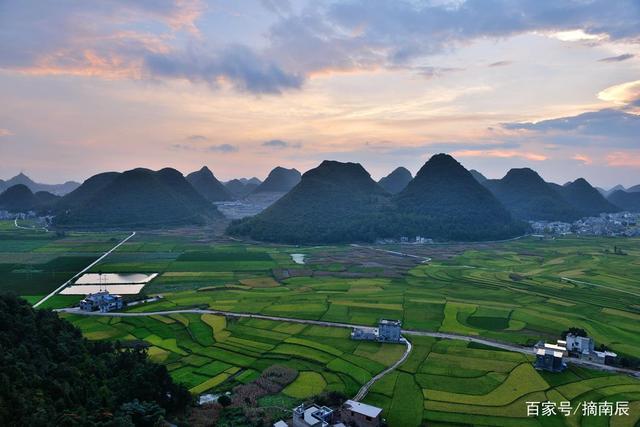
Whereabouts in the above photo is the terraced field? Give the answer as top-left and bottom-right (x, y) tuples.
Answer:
(63, 312), (406, 402)
(3, 222), (640, 425)
(365, 338), (640, 427)
(91, 234), (640, 358)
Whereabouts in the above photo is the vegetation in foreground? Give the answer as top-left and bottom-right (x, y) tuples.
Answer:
(0, 295), (191, 426)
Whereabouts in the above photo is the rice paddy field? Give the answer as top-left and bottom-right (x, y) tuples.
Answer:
(2, 220), (640, 425)
(61, 312), (406, 408)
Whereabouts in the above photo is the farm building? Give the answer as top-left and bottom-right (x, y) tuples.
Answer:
(79, 290), (123, 312)
(377, 319), (401, 342)
(534, 347), (567, 372)
(351, 319), (402, 343)
(292, 403), (335, 427)
(566, 333), (595, 355)
(350, 327), (378, 341)
(341, 400), (383, 427)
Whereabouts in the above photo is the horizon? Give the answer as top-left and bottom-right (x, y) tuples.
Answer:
(1, 1), (639, 187)
(1, 154), (635, 190)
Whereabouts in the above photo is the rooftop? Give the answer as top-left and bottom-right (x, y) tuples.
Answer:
(379, 319), (401, 326)
(344, 400), (383, 418)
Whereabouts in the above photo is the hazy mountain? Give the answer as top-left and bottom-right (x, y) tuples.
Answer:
(225, 179), (260, 198)
(0, 184), (59, 213)
(628, 184), (640, 193)
(0, 173), (80, 195)
(597, 184), (626, 197)
(378, 167), (412, 194)
(238, 177), (262, 185)
(252, 167), (301, 193)
(558, 178), (620, 217)
(186, 166), (233, 202)
(228, 161), (391, 243)
(469, 169), (488, 183)
(394, 154), (525, 240)
(55, 168), (221, 228)
(608, 190), (640, 212)
(483, 168), (580, 221)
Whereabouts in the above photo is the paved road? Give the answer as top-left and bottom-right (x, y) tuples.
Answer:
(353, 338), (413, 401)
(57, 306), (640, 378)
(34, 231), (136, 308)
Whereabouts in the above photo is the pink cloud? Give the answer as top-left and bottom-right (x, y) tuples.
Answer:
(606, 151), (640, 167)
(572, 154), (592, 165)
(452, 149), (547, 161)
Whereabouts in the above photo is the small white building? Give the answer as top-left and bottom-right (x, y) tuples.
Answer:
(341, 400), (383, 427)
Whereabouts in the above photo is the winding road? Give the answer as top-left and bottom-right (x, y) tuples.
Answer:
(56, 306), (640, 379)
(353, 338), (412, 401)
(34, 231), (136, 308)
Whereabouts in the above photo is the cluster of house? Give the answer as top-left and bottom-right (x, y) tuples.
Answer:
(534, 333), (617, 372)
(79, 290), (124, 312)
(530, 212), (640, 237)
(274, 400), (383, 427)
(351, 319), (402, 343)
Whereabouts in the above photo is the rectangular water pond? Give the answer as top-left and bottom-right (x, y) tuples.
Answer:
(75, 273), (158, 284)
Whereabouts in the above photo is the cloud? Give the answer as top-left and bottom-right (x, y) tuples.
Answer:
(260, 0), (292, 16)
(171, 142), (238, 153)
(606, 151), (640, 167)
(0, 128), (13, 137)
(597, 80), (640, 105)
(415, 66), (464, 79)
(2, 0), (640, 94)
(452, 149), (547, 161)
(261, 139), (302, 149)
(598, 53), (635, 62)
(488, 61), (512, 67)
(503, 109), (640, 144)
(144, 45), (304, 94)
(572, 154), (593, 165)
(207, 144), (238, 153)
(186, 134), (208, 141)
(265, 0), (640, 76)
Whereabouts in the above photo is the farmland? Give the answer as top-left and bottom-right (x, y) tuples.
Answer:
(1, 220), (640, 425)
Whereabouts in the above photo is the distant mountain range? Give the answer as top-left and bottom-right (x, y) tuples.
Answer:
(55, 168), (221, 228)
(229, 154), (526, 243)
(186, 166), (233, 202)
(0, 173), (79, 195)
(0, 184), (59, 213)
(484, 169), (582, 221)
(608, 190), (640, 212)
(2, 160), (638, 238)
(378, 167), (412, 194)
(252, 167), (301, 193)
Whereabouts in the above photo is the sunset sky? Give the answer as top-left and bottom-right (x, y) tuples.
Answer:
(1, 0), (639, 187)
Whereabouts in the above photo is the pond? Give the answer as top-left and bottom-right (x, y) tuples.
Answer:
(60, 284), (146, 295)
(75, 273), (158, 284)
(290, 253), (306, 264)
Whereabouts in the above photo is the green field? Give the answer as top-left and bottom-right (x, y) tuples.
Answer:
(63, 312), (403, 400)
(2, 221), (640, 426)
(366, 337), (640, 427)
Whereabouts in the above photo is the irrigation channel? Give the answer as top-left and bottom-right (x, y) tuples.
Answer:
(58, 306), (640, 398)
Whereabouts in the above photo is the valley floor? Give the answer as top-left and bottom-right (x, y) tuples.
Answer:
(1, 220), (639, 426)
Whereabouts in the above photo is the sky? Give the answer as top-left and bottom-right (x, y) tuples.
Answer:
(1, 0), (639, 188)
